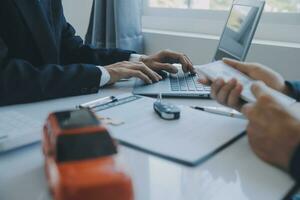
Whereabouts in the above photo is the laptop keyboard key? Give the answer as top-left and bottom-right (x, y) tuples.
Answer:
(187, 78), (196, 91)
(179, 78), (188, 91)
(169, 70), (210, 92)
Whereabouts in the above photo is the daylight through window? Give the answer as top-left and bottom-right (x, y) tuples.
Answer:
(149, 0), (300, 13)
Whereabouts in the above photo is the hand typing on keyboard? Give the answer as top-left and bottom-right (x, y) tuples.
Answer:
(141, 50), (195, 74)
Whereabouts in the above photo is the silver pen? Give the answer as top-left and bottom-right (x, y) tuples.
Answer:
(78, 96), (118, 109)
(191, 106), (246, 119)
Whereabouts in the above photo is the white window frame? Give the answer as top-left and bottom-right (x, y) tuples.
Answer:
(142, 0), (300, 43)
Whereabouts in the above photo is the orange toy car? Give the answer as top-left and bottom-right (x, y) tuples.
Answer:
(42, 109), (133, 200)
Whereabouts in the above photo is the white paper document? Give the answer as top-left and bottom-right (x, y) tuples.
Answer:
(0, 111), (42, 151)
(97, 94), (248, 165)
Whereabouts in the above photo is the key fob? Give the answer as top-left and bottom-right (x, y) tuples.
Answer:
(153, 101), (181, 120)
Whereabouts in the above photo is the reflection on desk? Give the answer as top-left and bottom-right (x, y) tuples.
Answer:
(122, 138), (294, 200)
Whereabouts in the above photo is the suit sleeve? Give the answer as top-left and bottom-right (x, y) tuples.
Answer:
(60, 16), (135, 66)
(0, 37), (101, 105)
(290, 145), (300, 183)
(285, 81), (300, 102)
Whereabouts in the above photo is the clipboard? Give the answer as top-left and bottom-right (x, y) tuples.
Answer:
(79, 93), (248, 166)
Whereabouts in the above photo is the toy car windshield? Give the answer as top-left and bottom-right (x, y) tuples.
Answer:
(55, 109), (100, 130)
(56, 131), (117, 163)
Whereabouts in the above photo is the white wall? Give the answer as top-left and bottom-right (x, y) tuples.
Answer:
(62, 0), (93, 39)
(144, 30), (300, 80)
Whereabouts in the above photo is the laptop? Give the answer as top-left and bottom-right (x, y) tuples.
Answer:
(133, 0), (265, 98)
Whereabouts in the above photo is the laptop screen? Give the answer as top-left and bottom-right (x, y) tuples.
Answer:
(214, 3), (261, 61)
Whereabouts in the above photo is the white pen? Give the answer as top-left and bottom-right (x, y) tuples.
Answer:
(191, 106), (246, 119)
(78, 96), (118, 109)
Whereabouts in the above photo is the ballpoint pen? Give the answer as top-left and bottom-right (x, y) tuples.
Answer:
(191, 106), (246, 119)
(78, 96), (118, 109)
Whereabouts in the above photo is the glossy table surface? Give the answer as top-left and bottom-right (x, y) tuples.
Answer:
(0, 80), (297, 200)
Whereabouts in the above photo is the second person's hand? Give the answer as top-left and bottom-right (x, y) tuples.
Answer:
(222, 58), (288, 93)
(199, 58), (292, 111)
(241, 82), (300, 171)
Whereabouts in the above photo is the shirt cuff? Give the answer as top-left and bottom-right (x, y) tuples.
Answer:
(96, 66), (111, 87)
(129, 54), (143, 62)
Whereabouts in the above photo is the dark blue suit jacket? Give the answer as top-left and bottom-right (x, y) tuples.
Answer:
(287, 81), (300, 183)
(0, 0), (134, 105)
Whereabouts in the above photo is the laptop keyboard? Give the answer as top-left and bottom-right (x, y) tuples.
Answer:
(169, 71), (211, 92)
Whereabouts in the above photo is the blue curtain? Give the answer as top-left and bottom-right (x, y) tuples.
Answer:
(86, 0), (144, 53)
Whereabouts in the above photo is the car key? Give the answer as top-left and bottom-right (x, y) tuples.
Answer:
(153, 94), (181, 120)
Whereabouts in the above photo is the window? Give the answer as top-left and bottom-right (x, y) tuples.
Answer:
(143, 0), (300, 43)
(149, 0), (300, 13)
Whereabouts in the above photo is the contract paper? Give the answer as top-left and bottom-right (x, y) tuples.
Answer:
(97, 94), (248, 165)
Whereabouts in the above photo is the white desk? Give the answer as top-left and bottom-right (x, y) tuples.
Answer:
(0, 80), (297, 200)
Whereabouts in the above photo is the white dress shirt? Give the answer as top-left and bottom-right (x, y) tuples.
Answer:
(96, 54), (143, 87)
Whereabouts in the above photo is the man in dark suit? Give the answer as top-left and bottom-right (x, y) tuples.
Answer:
(0, 0), (194, 105)
(199, 58), (300, 183)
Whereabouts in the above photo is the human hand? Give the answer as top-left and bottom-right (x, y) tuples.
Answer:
(201, 58), (291, 110)
(105, 61), (162, 85)
(241, 82), (300, 171)
(140, 49), (195, 74)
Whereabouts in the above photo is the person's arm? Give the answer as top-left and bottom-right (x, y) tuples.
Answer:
(290, 145), (300, 183)
(0, 36), (101, 105)
(285, 81), (300, 101)
(60, 17), (135, 66)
